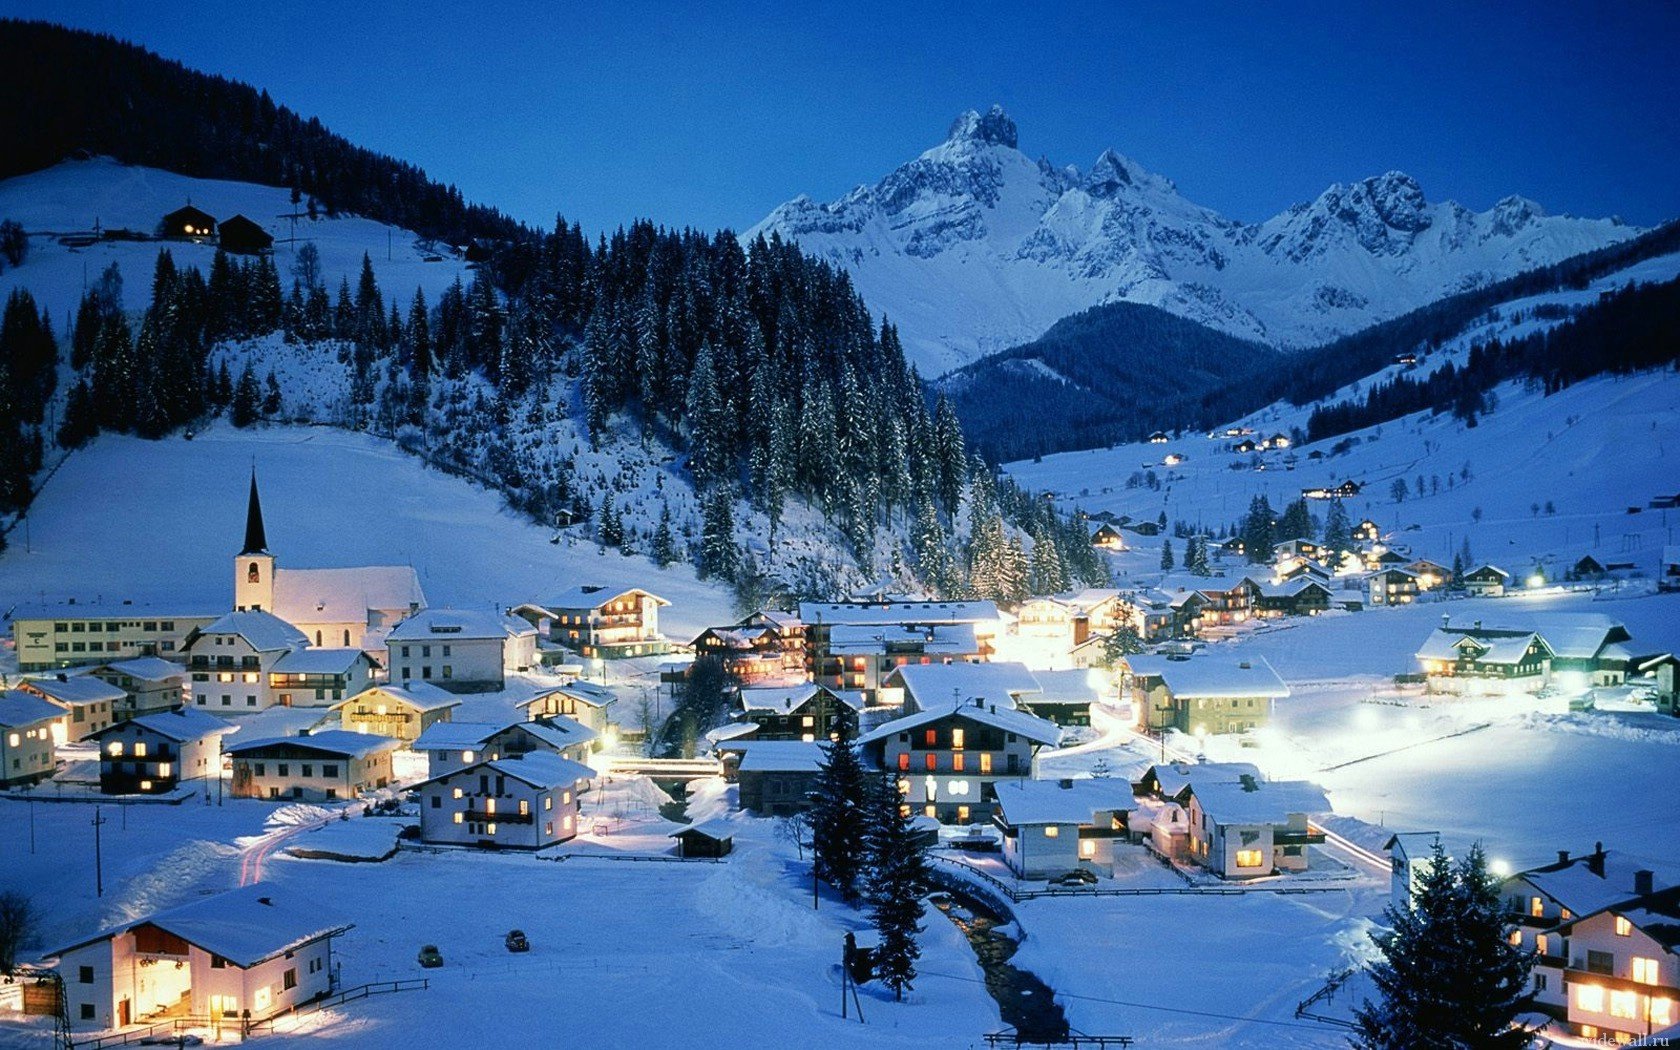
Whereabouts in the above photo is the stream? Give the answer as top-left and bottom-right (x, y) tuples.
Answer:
(932, 892), (1071, 1043)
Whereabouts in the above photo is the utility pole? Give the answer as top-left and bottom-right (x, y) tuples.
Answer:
(92, 806), (107, 897)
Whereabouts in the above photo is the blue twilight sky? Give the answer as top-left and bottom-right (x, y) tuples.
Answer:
(7, 1), (1679, 234)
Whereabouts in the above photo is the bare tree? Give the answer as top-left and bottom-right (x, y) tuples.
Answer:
(774, 813), (810, 861)
(0, 891), (35, 975)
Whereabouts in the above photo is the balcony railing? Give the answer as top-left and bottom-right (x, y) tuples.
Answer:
(464, 810), (533, 824)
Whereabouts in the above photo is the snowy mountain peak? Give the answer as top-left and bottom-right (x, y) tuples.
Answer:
(946, 104), (1019, 149)
(749, 112), (1642, 375)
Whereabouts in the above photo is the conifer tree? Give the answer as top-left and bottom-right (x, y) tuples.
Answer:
(1186, 534), (1210, 575)
(698, 487), (738, 582)
(1241, 495), (1277, 563)
(808, 719), (869, 904)
(1323, 500), (1353, 558)
(1160, 537), (1175, 571)
(651, 503), (677, 568)
(231, 362), (261, 427)
(262, 371), (282, 417)
(865, 771), (928, 1001)
(1354, 842), (1535, 1050)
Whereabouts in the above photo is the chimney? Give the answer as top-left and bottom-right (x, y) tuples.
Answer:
(257, 896), (273, 906)
(56, 673), (68, 682)
(1473, 620), (1482, 630)
(1059, 778), (1073, 789)
(1442, 614), (1451, 628)
(1557, 850), (1570, 865)
(1587, 842), (1606, 876)
(1635, 870), (1654, 896)
(972, 696), (983, 709)
(1239, 661), (1251, 670)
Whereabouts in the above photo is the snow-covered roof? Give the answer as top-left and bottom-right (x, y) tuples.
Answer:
(1415, 626), (1550, 665)
(90, 708), (232, 743)
(858, 701), (1062, 748)
(736, 740), (826, 773)
(223, 729), (398, 760)
(0, 690), (67, 728)
(197, 610), (308, 653)
(1187, 778), (1331, 826)
(540, 585), (669, 611)
(1028, 668), (1105, 706)
(797, 600), (1001, 626)
(51, 885), (351, 967)
(271, 647), (371, 675)
(474, 751), (595, 790)
(84, 657), (187, 683)
(1143, 761), (1263, 800)
(10, 600), (219, 621)
(387, 608), (534, 643)
(886, 661), (1041, 710)
(413, 720), (510, 751)
(272, 565), (426, 623)
(1464, 564), (1510, 579)
(704, 722), (760, 746)
(670, 818), (734, 841)
(1515, 850), (1670, 918)
(1056, 588), (1122, 610)
(994, 778), (1134, 826)
(828, 622), (979, 655)
(333, 681), (461, 714)
(22, 676), (126, 705)
(1120, 655), (1290, 699)
(736, 684), (864, 716)
(546, 680), (617, 708)
(522, 716), (599, 750)
(1522, 613), (1631, 661)
(1383, 831), (1441, 859)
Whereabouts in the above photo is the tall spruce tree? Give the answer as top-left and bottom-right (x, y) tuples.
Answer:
(808, 720), (869, 905)
(1160, 537), (1175, 571)
(1355, 842), (1535, 1050)
(1322, 500), (1353, 558)
(1241, 495), (1276, 564)
(866, 771), (928, 1002)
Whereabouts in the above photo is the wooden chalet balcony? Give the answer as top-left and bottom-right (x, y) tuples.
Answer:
(464, 809), (533, 824)
(1562, 965), (1676, 996)
(347, 712), (412, 723)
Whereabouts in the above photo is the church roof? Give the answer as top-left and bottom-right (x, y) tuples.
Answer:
(273, 566), (426, 625)
(241, 470), (268, 555)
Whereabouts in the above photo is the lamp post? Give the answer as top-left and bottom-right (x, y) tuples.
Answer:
(92, 806), (107, 897)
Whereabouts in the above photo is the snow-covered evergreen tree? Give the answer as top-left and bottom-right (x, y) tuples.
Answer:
(808, 720), (869, 905)
(865, 771), (928, 1002)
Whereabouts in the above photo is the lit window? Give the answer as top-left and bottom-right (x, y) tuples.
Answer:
(1653, 998), (1674, 1026)
(562, 816), (574, 832)
(951, 728), (964, 750)
(1615, 915), (1632, 936)
(947, 780), (970, 797)
(139, 780), (153, 791)
(1080, 840), (1096, 858)
(956, 805), (969, 822)
(1235, 849), (1265, 869)
(924, 804), (936, 818)
(1632, 957), (1660, 984)
(107, 741), (124, 756)
(562, 791), (572, 805)
(134, 742), (148, 758)
(952, 754), (965, 772)
(1535, 934), (1548, 956)
(461, 750), (474, 763)
(1609, 989), (1637, 1019)
(1530, 896), (1544, 918)
(1576, 985), (1604, 1012)
(453, 812), (463, 824)
(452, 787), (463, 799)
(979, 753), (992, 774)
(1043, 826), (1059, 838)
(519, 800), (530, 816)
(1508, 930), (1522, 946)
(484, 798), (496, 815)
(487, 823), (497, 835)
(801, 716), (814, 728)
(897, 754), (910, 772)
(157, 763), (171, 777)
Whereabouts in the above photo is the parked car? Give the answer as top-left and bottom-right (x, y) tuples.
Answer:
(1050, 869), (1098, 887)
(417, 944), (443, 968)
(505, 929), (529, 953)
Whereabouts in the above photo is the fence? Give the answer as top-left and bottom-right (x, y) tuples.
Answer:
(982, 1033), (1134, 1048)
(74, 980), (428, 1049)
(1294, 967), (1359, 1030)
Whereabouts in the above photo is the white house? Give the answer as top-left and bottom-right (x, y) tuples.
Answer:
(1120, 655), (1291, 735)
(330, 682), (461, 743)
(51, 885), (350, 1032)
(857, 699), (1062, 824)
(8, 601), (218, 674)
(1549, 875), (1678, 1043)
(79, 657), (188, 719)
(883, 661), (1040, 714)
(1462, 564), (1512, 597)
(225, 730), (398, 801)
(17, 675), (123, 742)
(1182, 775), (1330, 879)
(512, 680), (616, 737)
(385, 608), (538, 692)
(994, 778), (1135, 880)
(415, 751), (594, 849)
(411, 717), (598, 779)
(184, 610), (308, 712)
(1384, 831), (1442, 907)
(0, 690), (63, 786)
(268, 648), (378, 708)
(87, 708), (231, 795)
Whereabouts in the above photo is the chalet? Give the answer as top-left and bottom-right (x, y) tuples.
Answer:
(1264, 433), (1290, 450)
(1156, 575), (1258, 628)
(18, 675), (122, 741)
(735, 740), (824, 816)
(1548, 878), (1679, 1042)
(415, 751), (593, 850)
(1121, 655), (1290, 735)
(670, 820), (734, 858)
(516, 586), (671, 659)
(160, 203), (217, 240)
(511, 679), (615, 736)
(1641, 654), (1679, 716)
(1384, 831), (1442, 908)
(268, 647), (378, 707)
(1563, 555), (1637, 582)
(1361, 546), (1409, 572)
(386, 608), (537, 692)
(1251, 578), (1332, 618)
(1112, 587), (1196, 641)
(1393, 351), (1418, 366)
(884, 661), (1040, 715)
(217, 214), (273, 254)
(1353, 519), (1380, 543)
(1531, 614), (1640, 686)
(0, 690), (62, 786)
(1161, 452), (1186, 466)
(88, 709), (231, 795)
(1273, 538), (1323, 563)
(330, 682), (461, 742)
(1231, 438), (1259, 454)
(411, 717), (597, 778)
(1461, 564), (1512, 597)
(1501, 846), (1669, 1025)
(8, 602), (219, 673)
(1090, 522), (1129, 551)
(689, 610), (807, 684)
(185, 610), (307, 712)
(1147, 431), (1170, 444)
(1183, 775), (1330, 879)
(735, 683), (861, 741)
(1405, 559), (1452, 590)
(1278, 558), (1334, 583)
(79, 657), (187, 719)
(994, 778), (1134, 880)
(1415, 620), (1554, 695)
(857, 700), (1061, 824)
(1662, 547), (1680, 593)
(51, 886), (349, 1032)
(819, 622), (983, 699)
(232, 473), (426, 651)
(1366, 566), (1422, 606)
(225, 730), (397, 801)
(1019, 668), (1103, 727)
(1302, 481), (1362, 500)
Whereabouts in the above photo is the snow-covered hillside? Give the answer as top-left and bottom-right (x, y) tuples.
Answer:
(0, 424), (736, 640)
(750, 106), (1638, 374)
(1006, 251), (1680, 579)
(0, 158), (473, 322)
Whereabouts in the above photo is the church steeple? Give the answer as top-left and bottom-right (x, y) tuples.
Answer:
(241, 470), (269, 555)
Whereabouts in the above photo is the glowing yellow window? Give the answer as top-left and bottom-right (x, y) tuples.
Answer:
(1576, 985), (1604, 1012)
(518, 800), (530, 816)
(1632, 957), (1659, 984)
(952, 754), (965, 772)
(951, 728), (965, 750)
(1044, 825), (1060, 838)
(487, 823), (497, 835)
(134, 742), (148, 758)
(139, 780), (153, 791)
(1530, 896), (1544, 918)
(107, 741), (124, 756)
(1508, 930), (1522, 946)
(544, 796), (553, 811)
(1535, 934), (1547, 956)
(563, 791), (572, 805)
(452, 787), (463, 799)
(1615, 915), (1632, 936)
(1080, 839), (1097, 858)
(801, 716), (814, 727)
(1653, 998), (1674, 1026)
(453, 812), (463, 824)
(461, 750), (475, 762)
(924, 804), (936, 818)
(979, 753), (992, 774)
(484, 798), (496, 815)
(562, 815), (574, 832)
(1609, 989), (1637, 1019)
(1235, 849), (1265, 869)
(157, 763), (171, 777)
(956, 806), (969, 822)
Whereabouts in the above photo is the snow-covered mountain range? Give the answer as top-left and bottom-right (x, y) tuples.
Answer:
(749, 105), (1639, 374)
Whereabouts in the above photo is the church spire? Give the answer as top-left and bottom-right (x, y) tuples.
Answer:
(241, 469), (269, 555)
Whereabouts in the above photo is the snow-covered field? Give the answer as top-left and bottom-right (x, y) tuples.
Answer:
(0, 423), (736, 643)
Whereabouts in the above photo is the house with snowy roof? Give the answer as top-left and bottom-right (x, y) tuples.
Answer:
(1251, 577), (1333, 618)
(994, 777), (1135, 879)
(1090, 522), (1128, 550)
(224, 730), (397, 801)
(513, 586), (671, 660)
(412, 717), (597, 778)
(1549, 878), (1679, 1042)
(509, 678), (616, 737)
(690, 610), (807, 684)
(329, 682), (461, 742)
(87, 708), (231, 795)
(1415, 618), (1555, 696)
(1020, 668), (1104, 727)
(78, 657), (187, 719)
(1365, 566), (1422, 606)
(415, 751), (594, 850)
(800, 600), (1006, 683)
(1528, 613), (1641, 687)
(232, 471), (426, 652)
(1119, 655), (1291, 735)
(883, 661), (1040, 715)
(1182, 774), (1330, 879)
(818, 622), (985, 700)
(17, 674), (123, 741)
(0, 689), (64, 786)
(183, 610), (308, 712)
(1501, 845), (1670, 1025)
(857, 698), (1061, 825)
(268, 647), (378, 707)
(1461, 563), (1512, 597)
(386, 608), (537, 692)
(734, 683), (861, 741)
(50, 885), (350, 1031)
(735, 740), (825, 816)
(8, 601), (219, 673)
